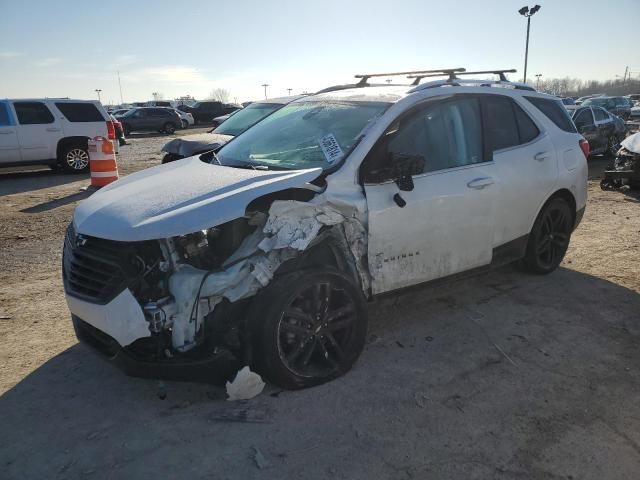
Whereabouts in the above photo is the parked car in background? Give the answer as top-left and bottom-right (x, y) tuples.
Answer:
(211, 111), (235, 128)
(161, 96), (302, 163)
(0, 98), (114, 172)
(627, 94), (640, 103)
(163, 108), (194, 128)
(110, 115), (127, 146)
(571, 105), (625, 156)
(582, 96), (632, 120)
(145, 101), (173, 107)
(116, 107), (181, 135)
(630, 103), (640, 118)
(575, 94), (603, 105)
(560, 97), (578, 114)
(178, 101), (241, 124)
(64, 72), (588, 388)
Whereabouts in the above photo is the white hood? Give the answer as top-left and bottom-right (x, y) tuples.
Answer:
(73, 157), (322, 241)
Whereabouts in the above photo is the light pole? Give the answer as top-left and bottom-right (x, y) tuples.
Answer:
(261, 83), (269, 99)
(535, 73), (542, 90)
(518, 5), (541, 84)
(95, 89), (102, 102)
(287, 88), (292, 96)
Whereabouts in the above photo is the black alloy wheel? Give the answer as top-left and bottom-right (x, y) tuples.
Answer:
(522, 197), (573, 274)
(249, 270), (367, 389)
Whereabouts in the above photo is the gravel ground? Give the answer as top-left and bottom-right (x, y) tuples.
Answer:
(0, 129), (639, 479)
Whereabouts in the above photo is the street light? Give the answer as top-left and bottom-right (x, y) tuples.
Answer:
(535, 73), (542, 90)
(287, 88), (292, 96)
(518, 4), (541, 84)
(261, 83), (269, 100)
(95, 89), (102, 102)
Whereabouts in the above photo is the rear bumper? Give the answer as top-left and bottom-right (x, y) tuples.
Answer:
(72, 315), (242, 384)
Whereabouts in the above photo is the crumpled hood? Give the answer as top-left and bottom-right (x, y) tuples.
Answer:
(73, 157), (322, 241)
(161, 132), (233, 156)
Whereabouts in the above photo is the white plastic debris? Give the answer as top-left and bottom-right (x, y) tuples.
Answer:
(226, 366), (265, 401)
(621, 133), (640, 155)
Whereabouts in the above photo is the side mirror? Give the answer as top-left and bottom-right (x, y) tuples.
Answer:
(389, 153), (426, 191)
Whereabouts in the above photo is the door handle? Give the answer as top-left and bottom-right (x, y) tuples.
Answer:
(534, 152), (550, 161)
(467, 177), (494, 190)
(46, 127), (61, 132)
(0, 130), (14, 134)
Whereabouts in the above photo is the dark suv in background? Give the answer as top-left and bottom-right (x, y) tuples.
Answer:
(582, 96), (632, 119)
(115, 107), (181, 135)
(178, 101), (240, 124)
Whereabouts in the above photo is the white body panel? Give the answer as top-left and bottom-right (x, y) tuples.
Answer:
(0, 126), (21, 163)
(73, 156), (322, 241)
(365, 163), (497, 294)
(66, 289), (149, 346)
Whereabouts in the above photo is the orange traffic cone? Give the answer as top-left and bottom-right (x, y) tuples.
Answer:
(88, 136), (119, 188)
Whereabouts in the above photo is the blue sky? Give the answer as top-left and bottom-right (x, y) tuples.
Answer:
(1, 0), (638, 104)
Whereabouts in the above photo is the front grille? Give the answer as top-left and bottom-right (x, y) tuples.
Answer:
(63, 223), (140, 304)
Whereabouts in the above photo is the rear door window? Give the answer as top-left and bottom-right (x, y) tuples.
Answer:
(573, 108), (594, 127)
(13, 102), (54, 125)
(524, 96), (577, 133)
(55, 102), (104, 122)
(593, 108), (608, 122)
(513, 103), (540, 143)
(481, 96), (520, 152)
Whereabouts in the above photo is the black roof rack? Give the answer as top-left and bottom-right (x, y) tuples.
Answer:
(354, 68), (466, 86)
(408, 69), (517, 84)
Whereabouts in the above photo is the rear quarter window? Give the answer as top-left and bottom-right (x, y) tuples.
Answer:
(524, 96), (577, 133)
(55, 102), (104, 122)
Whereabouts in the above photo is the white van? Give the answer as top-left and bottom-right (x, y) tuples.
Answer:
(0, 99), (114, 172)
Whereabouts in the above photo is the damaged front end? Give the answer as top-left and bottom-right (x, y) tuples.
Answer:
(63, 200), (368, 384)
(601, 133), (640, 191)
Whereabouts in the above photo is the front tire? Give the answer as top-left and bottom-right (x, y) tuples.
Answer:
(248, 270), (368, 389)
(522, 197), (574, 274)
(163, 122), (176, 134)
(59, 143), (90, 173)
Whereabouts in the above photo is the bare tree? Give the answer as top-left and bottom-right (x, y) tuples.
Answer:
(208, 88), (231, 103)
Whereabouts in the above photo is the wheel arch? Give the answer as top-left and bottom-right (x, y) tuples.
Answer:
(56, 136), (89, 160)
(533, 188), (577, 231)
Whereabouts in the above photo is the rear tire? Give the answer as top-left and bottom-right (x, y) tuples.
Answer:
(247, 269), (368, 389)
(59, 143), (90, 173)
(521, 197), (574, 274)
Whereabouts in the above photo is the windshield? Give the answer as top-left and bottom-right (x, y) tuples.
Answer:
(562, 98), (575, 105)
(213, 103), (281, 136)
(216, 100), (389, 170)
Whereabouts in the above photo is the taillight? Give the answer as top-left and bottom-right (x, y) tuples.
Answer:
(579, 139), (590, 159)
(106, 120), (116, 140)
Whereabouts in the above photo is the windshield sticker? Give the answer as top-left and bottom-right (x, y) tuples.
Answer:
(319, 134), (344, 164)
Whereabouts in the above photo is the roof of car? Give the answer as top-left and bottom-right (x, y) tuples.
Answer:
(256, 95), (305, 105)
(305, 86), (409, 103)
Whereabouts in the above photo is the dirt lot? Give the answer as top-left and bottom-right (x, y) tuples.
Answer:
(1, 130), (639, 479)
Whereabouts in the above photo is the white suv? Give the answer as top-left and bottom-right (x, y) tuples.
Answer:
(0, 99), (114, 172)
(63, 69), (588, 389)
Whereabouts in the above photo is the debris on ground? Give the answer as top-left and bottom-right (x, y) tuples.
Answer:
(210, 406), (271, 423)
(226, 366), (265, 401)
(252, 446), (270, 469)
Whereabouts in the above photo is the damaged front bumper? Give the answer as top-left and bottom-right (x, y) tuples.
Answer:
(72, 314), (242, 384)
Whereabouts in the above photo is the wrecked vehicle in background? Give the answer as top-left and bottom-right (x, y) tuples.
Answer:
(63, 68), (588, 389)
(160, 96), (302, 164)
(601, 132), (640, 190)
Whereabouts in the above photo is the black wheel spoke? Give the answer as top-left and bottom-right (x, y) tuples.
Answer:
(283, 307), (313, 325)
(326, 304), (355, 323)
(325, 332), (344, 360)
(300, 338), (317, 367)
(318, 340), (339, 369)
(280, 322), (312, 337)
(536, 236), (551, 255)
(328, 315), (355, 332)
(287, 338), (311, 364)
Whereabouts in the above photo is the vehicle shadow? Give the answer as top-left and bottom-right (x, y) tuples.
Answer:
(20, 189), (93, 213)
(1, 266), (639, 479)
(0, 168), (86, 197)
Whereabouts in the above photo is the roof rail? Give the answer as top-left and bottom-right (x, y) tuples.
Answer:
(354, 68), (466, 86)
(408, 69), (517, 85)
